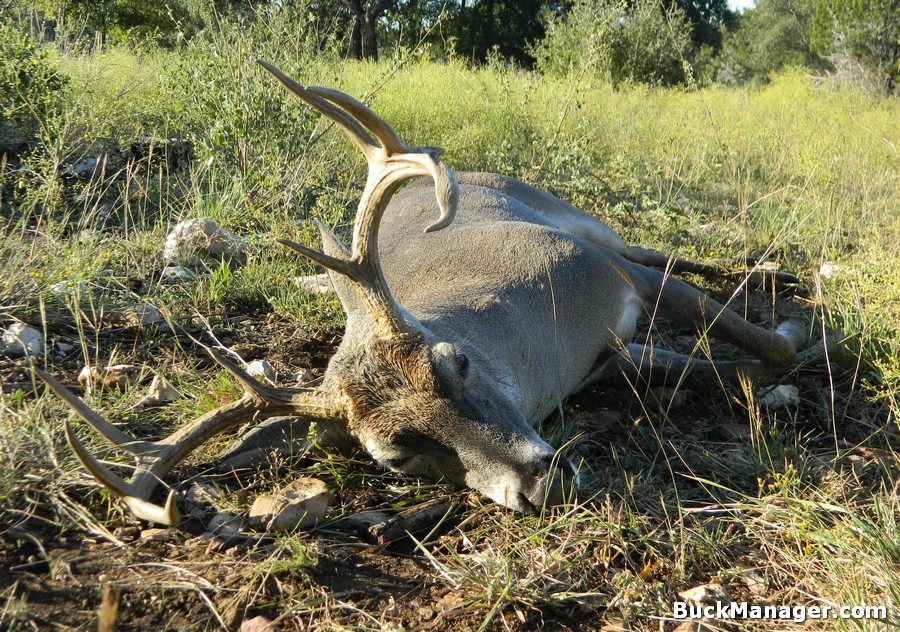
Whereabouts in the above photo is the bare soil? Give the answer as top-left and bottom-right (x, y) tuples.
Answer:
(0, 286), (885, 631)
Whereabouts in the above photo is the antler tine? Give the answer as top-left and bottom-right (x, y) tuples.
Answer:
(259, 61), (459, 336)
(33, 365), (151, 452)
(257, 60), (379, 160)
(35, 348), (346, 525)
(308, 86), (408, 155)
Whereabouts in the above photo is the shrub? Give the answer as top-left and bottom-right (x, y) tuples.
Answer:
(533, 0), (695, 87)
(0, 20), (67, 153)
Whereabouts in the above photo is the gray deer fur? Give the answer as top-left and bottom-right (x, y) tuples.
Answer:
(35, 63), (803, 525)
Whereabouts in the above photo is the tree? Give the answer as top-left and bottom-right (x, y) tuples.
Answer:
(534, 0), (694, 86)
(344, 0), (393, 59)
(667, 0), (735, 49)
(717, 0), (826, 84)
(811, 0), (900, 92)
(452, 0), (547, 64)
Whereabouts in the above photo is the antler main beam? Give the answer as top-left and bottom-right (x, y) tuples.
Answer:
(258, 60), (459, 337)
(35, 349), (345, 525)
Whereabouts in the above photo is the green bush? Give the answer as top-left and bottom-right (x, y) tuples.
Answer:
(716, 0), (825, 85)
(0, 20), (67, 152)
(533, 0), (694, 87)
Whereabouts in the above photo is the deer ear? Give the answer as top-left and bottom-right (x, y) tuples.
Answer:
(313, 219), (369, 327)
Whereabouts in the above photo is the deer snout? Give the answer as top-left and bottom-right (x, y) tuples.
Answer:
(523, 453), (578, 511)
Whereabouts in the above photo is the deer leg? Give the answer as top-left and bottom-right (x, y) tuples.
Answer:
(632, 265), (805, 367)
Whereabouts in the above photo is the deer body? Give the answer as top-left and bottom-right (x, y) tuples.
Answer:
(377, 174), (641, 424)
(36, 63), (804, 525)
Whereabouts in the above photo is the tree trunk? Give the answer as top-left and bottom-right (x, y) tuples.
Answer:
(344, 0), (391, 61)
(350, 19), (362, 59)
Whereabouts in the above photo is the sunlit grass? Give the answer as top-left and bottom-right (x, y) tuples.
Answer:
(2, 37), (900, 629)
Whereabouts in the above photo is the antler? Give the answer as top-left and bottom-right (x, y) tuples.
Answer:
(258, 61), (459, 337)
(34, 349), (345, 525)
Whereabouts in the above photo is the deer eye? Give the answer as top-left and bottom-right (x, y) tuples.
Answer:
(454, 353), (469, 378)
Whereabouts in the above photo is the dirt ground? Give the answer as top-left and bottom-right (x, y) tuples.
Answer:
(0, 285), (882, 631)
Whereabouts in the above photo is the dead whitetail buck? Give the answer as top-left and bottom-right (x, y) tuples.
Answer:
(35, 61), (805, 525)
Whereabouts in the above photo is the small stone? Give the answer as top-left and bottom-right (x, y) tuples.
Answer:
(108, 304), (163, 328)
(755, 384), (800, 409)
(246, 360), (275, 383)
(737, 569), (766, 598)
(184, 481), (221, 507)
(163, 218), (247, 265)
(130, 304), (163, 326)
(78, 364), (139, 390)
(48, 280), (88, 296)
(112, 525), (141, 541)
(818, 262), (841, 279)
(140, 528), (172, 541)
(68, 156), (98, 178)
(131, 375), (181, 410)
(294, 274), (334, 295)
(0, 323), (45, 357)
(291, 368), (315, 385)
(239, 615), (280, 632)
(161, 266), (198, 283)
(208, 512), (242, 537)
(248, 478), (332, 532)
(581, 410), (621, 433)
(678, 583), (731, 606)
(651, 386), (690, 409)
(56, 341), (75, 354)
(673, 621), (717, 632)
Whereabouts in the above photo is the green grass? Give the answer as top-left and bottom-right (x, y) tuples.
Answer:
(2, 31), (900, 630)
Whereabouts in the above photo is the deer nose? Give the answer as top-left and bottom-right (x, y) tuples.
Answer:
(526, 454), (578, 509)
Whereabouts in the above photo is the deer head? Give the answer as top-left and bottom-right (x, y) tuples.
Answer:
(35, 62), (575, 525)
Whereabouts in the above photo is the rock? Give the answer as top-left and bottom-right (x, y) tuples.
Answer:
(1, 323), (45, 357)
(291, 368), (315, 385)
(651, 386), (690, 409)
(163, 218), (247, 266)
(140, 528), (173, 541)
(678, 583), (731, 606)
(246, 360), (276, 383)
(294, 274), (334, 295)
(248, 478), (332, 532)
(131, 304), (163, 326)
(755, 384), (800, 409)
(208, 512), (243, 538)
(582, 410), (621, 433)
(55, 341), (76, 354)
(48, 280), (88, 296)
(673, 621), (717, 632)
(66, 156), (98, 178)
(737, 569), (766, 598)
(818, 262), (841, 280)
(108, 304), (163, 328)
(131, 375), (181, 410)
(239, 615), (280, 632)
(162, 265), (198, 283)
(78, 364), (139, 390)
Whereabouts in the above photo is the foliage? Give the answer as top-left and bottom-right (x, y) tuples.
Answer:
(533, 0), (694, 86)
(451, 0), (548, 65)
(3, 24), (900, 627)
(0, 19), (66, 150)
(169, 4), (342, 190)
(19, 0), (198, 47)
(716, 0), (826, 85)
(665, 0), (735, 49)
(811, 0), (900, 93)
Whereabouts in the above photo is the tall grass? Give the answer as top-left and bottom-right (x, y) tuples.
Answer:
(2, 23), (900, 629)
